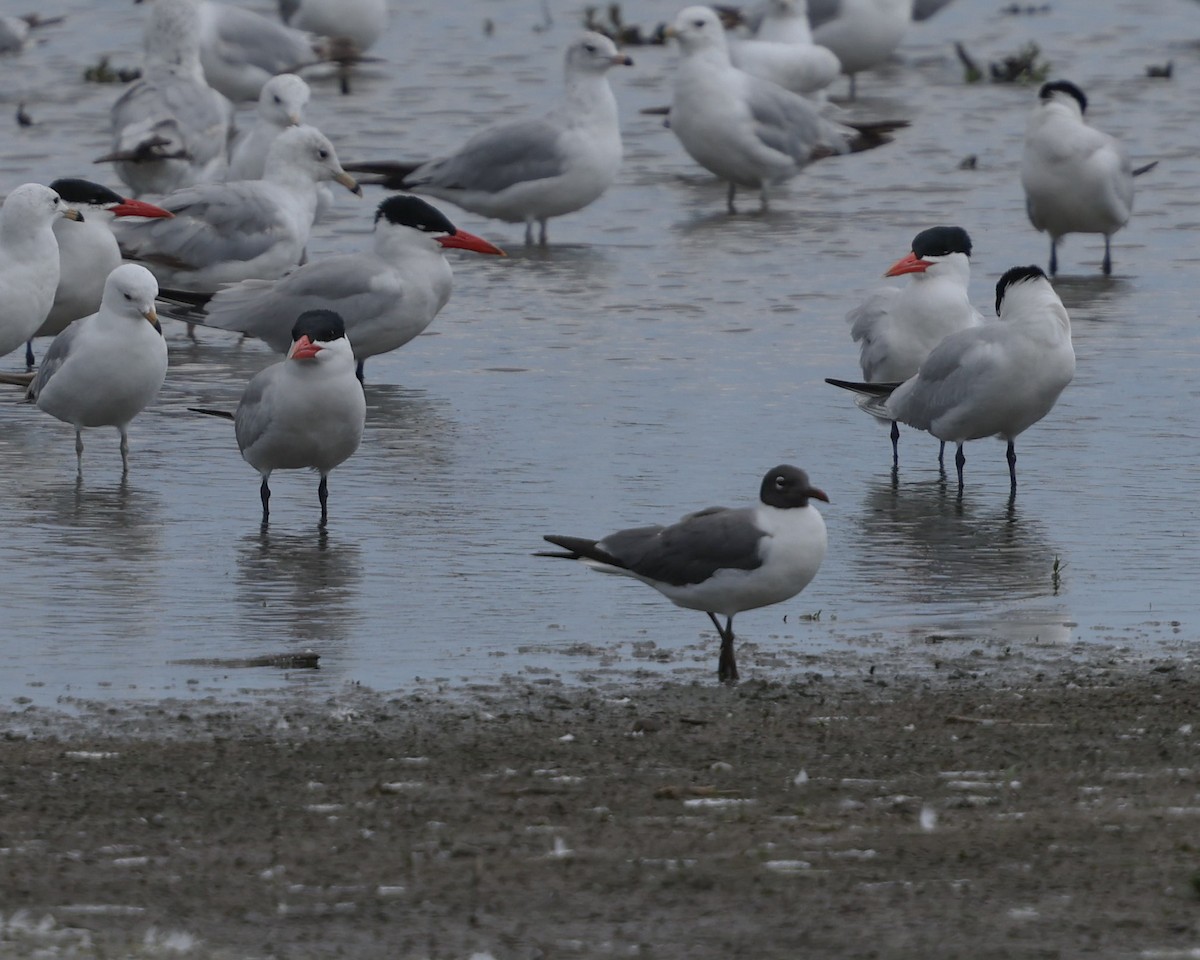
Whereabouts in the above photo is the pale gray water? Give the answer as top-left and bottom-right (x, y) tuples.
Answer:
(0, 0), (1197, 705)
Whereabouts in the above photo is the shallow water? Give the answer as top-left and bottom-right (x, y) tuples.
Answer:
(0, 0), (1197, 705)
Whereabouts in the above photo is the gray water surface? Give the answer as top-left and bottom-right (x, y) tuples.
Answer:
(1, 0), (1197, 705)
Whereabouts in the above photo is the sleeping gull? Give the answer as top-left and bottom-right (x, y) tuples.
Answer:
(99, 0), (233, 197)
(173, 195), (504, 382)
(0, 183), (82, 363)
(730, 0), (841, 98)
(840, 225), (983, 465)
(113, 124), (361, 293)
(539, 465), (828, 683)
(343, 32), (633, 246)
(27, 264), (167, 475)
(808, 0), (913, 99)
(667, 5), (900, 212)
(191, 310), (366, 527)
(827, 266), (1074, 491)
(1021, 80), (1153, 277)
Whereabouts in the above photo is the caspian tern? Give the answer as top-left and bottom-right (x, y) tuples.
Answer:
(28, 179), (173, 367)
(842, 225), (983, 464)
(827, 266), (1074, 491)
(173, 195), (504, 382)
(1021, 79), (1147, 277)
(192, 310), (366, 527)
(112, 125), (361, 293)
(342, 33), (633, 246)
(539, 465), (828, 683)
(0, 184), (82, 363)
(808, 0), (913, 100)
(26, 264), (167, 475)
(99, 0), (233, 198)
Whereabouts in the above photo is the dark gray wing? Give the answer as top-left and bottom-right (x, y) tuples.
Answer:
(212, 4), (315, 74)
(27, 321), (84, 401)
(234, 365), (278, 457)
(745, 76), (848, 164)
(600, 506), (766, 586)
(409, 119), (568, 194)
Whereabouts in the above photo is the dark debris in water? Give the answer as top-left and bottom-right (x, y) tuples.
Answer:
(582, 3), (668, 46)
(955, 40), (1050, 85)
(1146, 61), (1173, 79)
(169, 652), (320, 670)
(83, 55), (141, 84)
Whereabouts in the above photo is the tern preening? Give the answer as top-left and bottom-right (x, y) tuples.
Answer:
(167, 196), (504, 382)
(1020, 79), (1153, 277)
(539, 465), (828, 683)
(27, 264), (167, 475)
(191, 310), (366, 527)
(0, 183), (82, 363)
(343, 32), (633, 246)
(827, 265), (1074, 492)
(841, 225), (983, 465)
(666, 6), (902, 212)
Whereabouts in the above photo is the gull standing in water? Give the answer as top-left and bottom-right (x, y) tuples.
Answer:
(100, 0), (233, 197)
(808, 0), (913, 99)
(828, 266), (1074, 491)
(539, 465), (828, 683)
(839, 225), (983, 465)
(730, 0), (842, 99)
(113, 125), (361, 293)
(1021, 80), (1151, 277)
(180, 196), (504, 382)
(192, 311), (366, 527)
(0, 183), (82, 363)
(27, 265), (167, 475)
(343, 32), (633, 246)
(667, 6), (900, 212)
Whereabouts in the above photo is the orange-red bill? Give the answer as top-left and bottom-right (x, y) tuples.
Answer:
(436, 229), (506, 256)
(884, 251), (931, 277)
(289, 335), (322, 360)
(110, 198), (174, 219)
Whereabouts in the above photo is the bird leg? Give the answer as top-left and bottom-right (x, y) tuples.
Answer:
(119, 427), (129, 475)
(709, 612), (739, 683)
(1049, 238), (1058, 277)
(260, 476), (271, 524)
(523, 220), (535, 246)
(955, 443), (966, 488)
(318, 474), (329, 528)
(538, 219), (549, 247)
(890, 420), (900, 467)
(726, 182), (737, 214)
(1007, 440), (1017, 491)
(847, 73), (858, 101)
(24, 339), (34, 369)
(758, 186), (770, 213)
(74, 429), (83, 475)
(355, 359), (365, 383)
(1103, 235), (1112, 276)
(938, 440), (945, 466)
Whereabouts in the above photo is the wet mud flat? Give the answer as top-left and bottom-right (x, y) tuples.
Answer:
(2, 654), (1200, 959)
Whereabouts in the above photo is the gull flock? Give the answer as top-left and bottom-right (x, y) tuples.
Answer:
(0, 0), (1157, 680)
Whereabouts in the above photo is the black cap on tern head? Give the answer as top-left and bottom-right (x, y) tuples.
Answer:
(911, 225), (972, 260)
(995, 265), (1047, 315)
(1039, 79), (1087, 115)
(760, 465), (830, 509)
(291, 309), (347, 344)
(375, 195), (457, 235)
(48, 178), (124, 207)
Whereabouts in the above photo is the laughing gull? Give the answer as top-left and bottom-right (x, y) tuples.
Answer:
(540, 465), (828, 682)
(666, 6), (901, 212)
(191, 310), (366, 527)
(0, 184), (82, 363)
(841, 225), (983, 465)
(112, 125), (361, 293)
(173, 196), (505, 382)
(827, 266), (1074, 491)
(342, 32), (633, 246)
(27, 264), (167, 475)
(1021, 80), (1153, 277)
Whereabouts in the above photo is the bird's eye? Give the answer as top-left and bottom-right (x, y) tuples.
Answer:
(694, 18), (706, 28)
(273, 95), (282, 104)
(317, 148), (329, 160)
(124, 293), (133, 301)
(583, 43), (596, 53)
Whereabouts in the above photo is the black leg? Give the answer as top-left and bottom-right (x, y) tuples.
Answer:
(890, 420), (899, 467)
(355, 359), (364, 382)
(260, 476), (270, 524)
(24, 339), (34, 369)
(1049, 238), (1058, 277)
(709, 612), (739, 684)
(1103, 235), (1112, 276)
(726, 182), (737, 214)
(938, 440), (945, 466)
(955, 443), (965, 488)
(318, 474), (329, 528)
(1007, 440), (1017, 491)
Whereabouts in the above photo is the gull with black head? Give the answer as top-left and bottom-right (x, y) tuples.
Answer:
(539, 465), (828, 683)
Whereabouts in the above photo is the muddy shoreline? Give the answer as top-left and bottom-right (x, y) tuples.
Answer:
(2, 653), (1199, 959)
